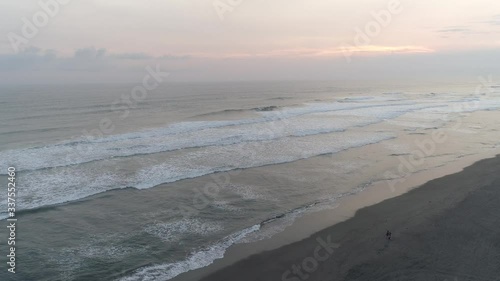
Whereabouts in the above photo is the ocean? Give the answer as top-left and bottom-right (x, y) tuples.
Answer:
(0, 80), (499, 280)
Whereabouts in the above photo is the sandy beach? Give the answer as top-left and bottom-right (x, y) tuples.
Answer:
(197, 155), (500, 281)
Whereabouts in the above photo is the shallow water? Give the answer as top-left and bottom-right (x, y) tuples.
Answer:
(0, 80), (499, 280)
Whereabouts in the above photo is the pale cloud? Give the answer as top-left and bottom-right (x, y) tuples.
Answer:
(0, 46), (190, 72)
(74, 47), (107, 60)
(484, 14), (500, 26)
(201, 45), (434, 59)
(1, 0), (500, 83)
(112, 53), (153, 60)
(437, 27), (472, 33)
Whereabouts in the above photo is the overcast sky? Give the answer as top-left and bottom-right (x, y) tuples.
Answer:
(1, 0), (500, 84)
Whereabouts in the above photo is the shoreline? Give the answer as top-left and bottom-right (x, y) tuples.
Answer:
(171, 152), (500, 281)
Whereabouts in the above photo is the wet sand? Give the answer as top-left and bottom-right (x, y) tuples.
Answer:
(200, 155), (500, 281)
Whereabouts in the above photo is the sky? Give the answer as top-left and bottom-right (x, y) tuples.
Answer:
(0, 0), (500, 84)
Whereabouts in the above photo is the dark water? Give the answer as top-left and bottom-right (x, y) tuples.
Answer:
(0, 81), (499, 280)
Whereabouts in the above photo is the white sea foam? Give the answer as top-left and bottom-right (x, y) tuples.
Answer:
(132, 132), (396, 190)
(225, 184), (268, 201)
(2, 94), (499, 215)
(145, 219), (224, 242)
(119, 224), (260, 281)
(119, 181), (370, 281)
(211, 200), (241, 212)
(0, 98), (427, 173)
(0, 131), (395, 215)
(231, 182), (372, 244)
(49, 233), (146, 279)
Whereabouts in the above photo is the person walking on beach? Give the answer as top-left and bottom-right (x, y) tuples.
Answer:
(386, 230), (392, 240)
